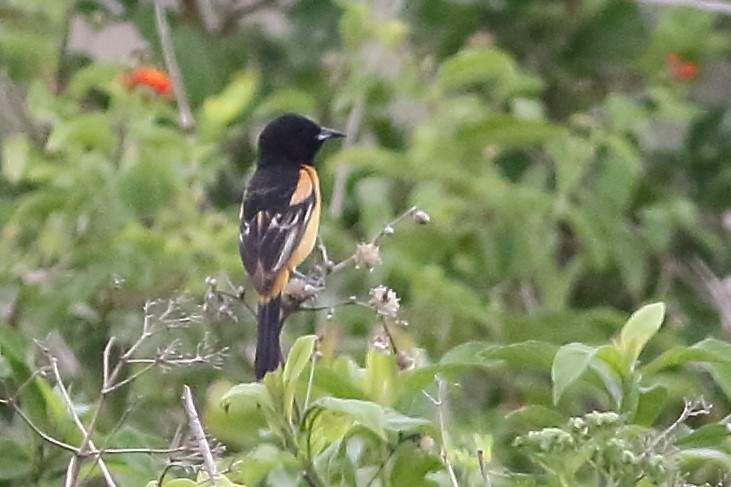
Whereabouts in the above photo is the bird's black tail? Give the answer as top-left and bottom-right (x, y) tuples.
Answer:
(255, 295), (282, 380)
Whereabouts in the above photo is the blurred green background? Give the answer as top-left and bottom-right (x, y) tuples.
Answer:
(1, 0), (731, 485)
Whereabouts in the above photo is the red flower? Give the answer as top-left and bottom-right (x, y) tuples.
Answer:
(665, 53), (698, 81)
(121, 67), (173, 98)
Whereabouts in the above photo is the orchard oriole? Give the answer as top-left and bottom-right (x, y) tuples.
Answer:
(239, 113), (344, 380)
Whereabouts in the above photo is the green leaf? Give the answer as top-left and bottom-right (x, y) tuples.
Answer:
(0, 438), (32, 480)
(552, 343), (598, 405)
(205, 380), (264, 449)
(389, 445), (442, 487)
(706, 362), (731, 402)
(457, 116), (563, 149)
(2, 133), (30, 183)
(119, 160), (177, 217)
(0, 354), (11, 379)
(314, 438), (356, 485)
(567, 0), (648, 72)
(383, 408), (431, 432)
(283, 334), (317, 419)
(46, 113), (115, 154)
(283, 335), (317, 386)
(676, 424), (731, 449)
(547, 135), (594, 196)
(221, 382), (275, 415)
(590, 348), (624, 408)
(634, 385), (668, 426)
(365, 348), (397, 406)
(505, 405), (565, 430)
(677, 448), (731, 471)
(440, 341), (500, 367)
(202, 69), (259, 136)
(481, 340), (558, 369)
(437, 47), (514, 91)
(254, 89), (316, 120)
(145, 480), (197, 487)
(312, 364), (367, 400)
(197, 471), (246, 487)
(314, 397), (386, 439)
(618, 302), (665, 366)
(641, 338), (731, 376)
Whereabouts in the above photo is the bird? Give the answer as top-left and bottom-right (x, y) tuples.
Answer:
(239, 113), (345, 380)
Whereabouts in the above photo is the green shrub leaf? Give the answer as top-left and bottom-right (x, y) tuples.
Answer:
(618, 302), (665, 367)
(313, 397), (387, 439)
(552, 343), (598, 405)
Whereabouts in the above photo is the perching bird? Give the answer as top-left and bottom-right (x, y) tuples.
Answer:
(239, 113), (344, 380)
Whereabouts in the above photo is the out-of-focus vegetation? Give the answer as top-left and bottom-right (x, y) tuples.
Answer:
(1, 0), (731, 486)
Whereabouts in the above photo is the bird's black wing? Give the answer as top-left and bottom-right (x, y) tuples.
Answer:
(239, 167), (316, 297)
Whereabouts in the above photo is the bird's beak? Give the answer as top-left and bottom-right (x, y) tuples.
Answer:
(317, 127), (346, 141)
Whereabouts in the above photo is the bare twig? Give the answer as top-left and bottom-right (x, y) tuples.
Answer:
(10, 300), (217, 486)
(54, 0), (77, 93)
(369, 206), (419, 244)
(642, 397), (712, 458)
(637, 0), (731, 15)
(4, 398), (80, 453)
(181, 385), (219, 482)
(424, 376), (459, 487)
(44, 354), (118, 487)
(477, 449), (491, 487)
(303, 346), (318, 412)
(154, 0), (195, 130)
(323, 205), (422, 277)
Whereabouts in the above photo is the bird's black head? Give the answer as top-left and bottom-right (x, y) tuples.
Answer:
(257, 113), (345, 167)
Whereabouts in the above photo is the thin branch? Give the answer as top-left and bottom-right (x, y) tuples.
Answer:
(102, 446), (187, 455)
(321, 205), (421, 277)
(370, 205), (419, 244)
(477, 449), (491, 487)
(5, 398), (80, 453)
(303, 348), (318, 412)
(54, 0), (77, 93)
(424, 376), (459, 487)
(154, 0), (195, 131)
(637, 0), (731, 14)
(642, 397), (711, 458)
(364, 444), (399, 487)
(102, 362), (157, 395)
(181, 385), (219, 482)
(46, 355), (118, 487)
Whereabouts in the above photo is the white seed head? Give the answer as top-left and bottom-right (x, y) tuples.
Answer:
(354, 242), (382, 269)
(368, 285), (400, 318)
(284, 278), (319, 302)
(412, 209), (430, 224)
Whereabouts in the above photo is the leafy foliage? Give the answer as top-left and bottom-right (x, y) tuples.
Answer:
(1, 0), (730, 486)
